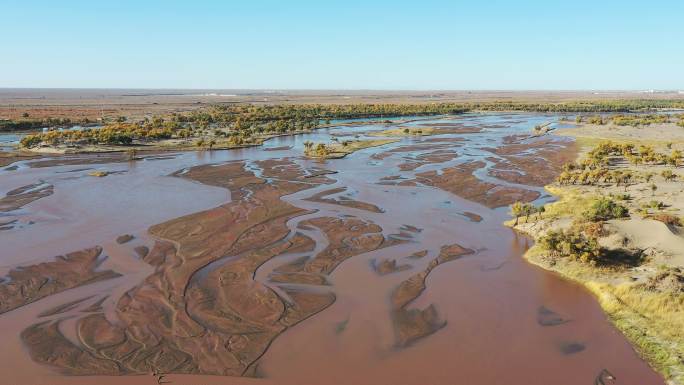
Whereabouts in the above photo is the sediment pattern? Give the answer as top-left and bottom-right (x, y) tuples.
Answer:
(487, 135), (577, 187)
(304, 187), (384, 213)
(6, 113), (661, 385)
(0, 181), (53, 212)
(0, 246), (120, 314)
(391, 244), (475, 346)
(414, 161), (540, 208)
(19, 159), (398, 376)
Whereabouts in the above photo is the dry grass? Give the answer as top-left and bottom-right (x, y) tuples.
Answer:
(587, 282), (684, 383)
(543, 185), (600, 218)
(503, 185), (598, 227)
(523, 247), (684, 384)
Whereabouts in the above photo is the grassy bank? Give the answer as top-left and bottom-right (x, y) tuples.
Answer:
(522, 241), (684, 384)
(507, 120), (684, 384)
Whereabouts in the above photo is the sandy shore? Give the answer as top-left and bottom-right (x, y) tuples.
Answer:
(509, 120), (684, 384)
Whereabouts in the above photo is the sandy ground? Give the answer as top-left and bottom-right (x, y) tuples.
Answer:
(559, 122), (684, 147)
(511, 120), (684, 384)
(557, 121), (684, 268)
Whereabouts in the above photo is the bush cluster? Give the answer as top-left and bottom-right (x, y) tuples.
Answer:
(556, 141), (681, 186)
(651, 213), (682, 227)
(583, 197), (629, 222)
(538, 226), (602, 264)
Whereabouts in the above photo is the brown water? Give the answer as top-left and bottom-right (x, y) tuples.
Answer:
(0, 113), (664, 385)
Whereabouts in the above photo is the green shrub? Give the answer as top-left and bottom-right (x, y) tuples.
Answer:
(583, 197), (629, 222)
(538, 221), (640, 266)
(610, 193), (631, 201)
(538, 228), (602, 264)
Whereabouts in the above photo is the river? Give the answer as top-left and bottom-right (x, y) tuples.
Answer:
(0, 112), (663, 384)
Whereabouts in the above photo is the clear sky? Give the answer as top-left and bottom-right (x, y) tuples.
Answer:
(2, 0), (683, 90)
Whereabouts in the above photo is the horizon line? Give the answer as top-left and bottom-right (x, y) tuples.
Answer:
(2, 87), (684, 93)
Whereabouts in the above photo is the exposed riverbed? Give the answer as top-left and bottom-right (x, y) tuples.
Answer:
(0, 113), (664, 384)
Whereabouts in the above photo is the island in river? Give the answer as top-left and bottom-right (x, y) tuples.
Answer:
(1, 95), (683, 385)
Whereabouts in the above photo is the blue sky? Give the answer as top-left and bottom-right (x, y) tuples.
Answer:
(2, 0), (683, 90)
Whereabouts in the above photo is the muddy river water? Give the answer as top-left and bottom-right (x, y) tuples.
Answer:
(0, 113), (664, 384)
